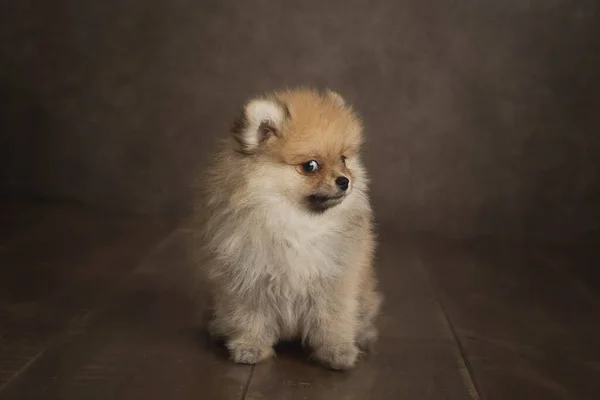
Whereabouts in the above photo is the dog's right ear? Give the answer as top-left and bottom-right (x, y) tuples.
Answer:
(231, 97), (289, 154)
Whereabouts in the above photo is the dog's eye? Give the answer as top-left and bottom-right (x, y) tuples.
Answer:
(341, 155), (347, 164)
(301, 160), (320, 173)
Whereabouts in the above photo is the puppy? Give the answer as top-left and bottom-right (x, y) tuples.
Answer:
(192, 88), (382, 370)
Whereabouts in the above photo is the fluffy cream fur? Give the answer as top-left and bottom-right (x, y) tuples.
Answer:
(191, 88), (382, 370)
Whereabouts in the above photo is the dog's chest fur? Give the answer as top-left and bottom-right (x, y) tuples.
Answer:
(236, 199), (352, 288)
(207, 184), (367, 339)
(249, 200), (357, 337)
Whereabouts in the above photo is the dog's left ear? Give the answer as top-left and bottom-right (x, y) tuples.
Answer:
(231, 97), (289, 154)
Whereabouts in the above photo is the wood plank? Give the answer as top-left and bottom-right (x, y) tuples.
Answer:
(419, 236), (600, 400)
(0, 203), (174, 394)
(0, 230), (252, 400)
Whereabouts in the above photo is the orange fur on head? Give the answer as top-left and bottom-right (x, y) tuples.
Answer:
(232, 88), (366, 212)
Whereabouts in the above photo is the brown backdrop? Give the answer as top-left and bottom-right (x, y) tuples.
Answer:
(1, 0), (599, 240)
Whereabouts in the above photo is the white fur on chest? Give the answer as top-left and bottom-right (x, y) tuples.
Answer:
(211, 198), (350, 289)
(210, 188), (364, 296)
(254, 198), (347, 287)
(211, 198), (349, 338)
(255, 199), (350, 338)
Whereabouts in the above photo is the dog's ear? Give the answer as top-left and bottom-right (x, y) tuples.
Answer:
(231, 97), (289, 154)
(326, 89), (345, 107)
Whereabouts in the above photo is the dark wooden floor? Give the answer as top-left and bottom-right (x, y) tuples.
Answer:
(1, 200), (599, 399)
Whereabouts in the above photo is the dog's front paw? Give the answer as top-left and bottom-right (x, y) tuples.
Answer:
(226, 342), (274, 365)
(312, 343), (359, 370)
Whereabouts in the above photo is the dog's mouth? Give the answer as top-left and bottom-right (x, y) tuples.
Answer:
(306, 193), (346, 212)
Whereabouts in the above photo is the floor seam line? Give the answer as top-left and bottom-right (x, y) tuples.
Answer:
(130, 226), (180, 274)
(240, 365), (255, 400)
(416, 252), (483, 400)
(0, 348), (46, 395)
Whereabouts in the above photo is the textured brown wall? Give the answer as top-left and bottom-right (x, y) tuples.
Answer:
(1, 0), (599, 239)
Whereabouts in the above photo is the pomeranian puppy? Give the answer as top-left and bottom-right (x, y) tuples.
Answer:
(193, 88), (382, 370)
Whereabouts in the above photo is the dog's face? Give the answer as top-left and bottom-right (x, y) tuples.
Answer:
(232, 88), (364, 213)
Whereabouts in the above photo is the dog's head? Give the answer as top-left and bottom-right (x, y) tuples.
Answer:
(231, 88), (365, 213)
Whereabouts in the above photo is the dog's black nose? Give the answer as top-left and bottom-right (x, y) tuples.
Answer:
(335, 176), (349, 191)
